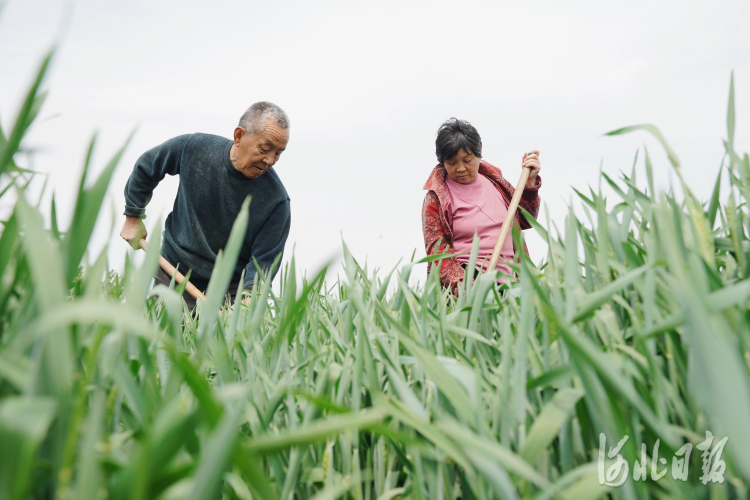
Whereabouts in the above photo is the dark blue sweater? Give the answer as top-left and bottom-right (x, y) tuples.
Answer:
(123, 133), (291, 289)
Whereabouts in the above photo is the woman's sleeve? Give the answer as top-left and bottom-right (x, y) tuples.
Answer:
(422, 191), (465, 295)
(517, 175), (542, 229)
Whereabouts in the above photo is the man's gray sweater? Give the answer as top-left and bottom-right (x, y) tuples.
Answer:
(123, 133), (291, 289)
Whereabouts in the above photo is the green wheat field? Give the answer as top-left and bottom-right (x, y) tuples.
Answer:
(2, 49), (750, 500)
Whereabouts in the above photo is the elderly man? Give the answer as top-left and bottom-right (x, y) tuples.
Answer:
(120, 101), (291, 309)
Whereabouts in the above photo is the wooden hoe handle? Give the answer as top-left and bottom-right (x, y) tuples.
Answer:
(486, 166), (531, 273)
(139, 239), (206, 303)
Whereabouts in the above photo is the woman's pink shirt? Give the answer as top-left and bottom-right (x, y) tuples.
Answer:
(445, 174), (514, 278)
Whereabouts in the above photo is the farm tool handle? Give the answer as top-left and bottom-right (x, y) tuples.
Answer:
(139, 239), (206, 303)
(486, 165), (531, 272)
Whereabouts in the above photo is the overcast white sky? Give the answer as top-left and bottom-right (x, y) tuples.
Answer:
(1, 0), (749, 288)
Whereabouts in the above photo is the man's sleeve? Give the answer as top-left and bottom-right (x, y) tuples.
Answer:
(244, 199), (291, 289)
(123, 135), (189, 218)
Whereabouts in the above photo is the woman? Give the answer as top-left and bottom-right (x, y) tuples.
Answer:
(422, 118), (542, 293)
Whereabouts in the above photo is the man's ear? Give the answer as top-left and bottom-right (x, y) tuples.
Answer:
(233, 126), (245, 144)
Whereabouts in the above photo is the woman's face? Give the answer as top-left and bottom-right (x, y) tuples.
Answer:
(444, 149), (480, 184)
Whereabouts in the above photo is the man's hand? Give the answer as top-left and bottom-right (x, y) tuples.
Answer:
(240, 287), (253, 307)
(120, 215), (148, 250)
(522, 150), (541, 188)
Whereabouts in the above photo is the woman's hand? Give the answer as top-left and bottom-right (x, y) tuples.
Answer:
(522, 150), (541, 188)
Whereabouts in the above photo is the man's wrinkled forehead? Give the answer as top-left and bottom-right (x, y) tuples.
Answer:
(263, 123), (290, 150)
(262, 137), (286, 152)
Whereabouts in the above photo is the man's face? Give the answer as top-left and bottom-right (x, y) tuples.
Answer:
(444, 148), (480, 184)
(231, 119), (290, 179)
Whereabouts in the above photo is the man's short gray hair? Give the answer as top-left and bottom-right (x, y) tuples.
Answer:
(238, 101), (290, 135)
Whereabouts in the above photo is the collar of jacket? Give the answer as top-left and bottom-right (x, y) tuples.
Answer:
(422, 160), (510, 207)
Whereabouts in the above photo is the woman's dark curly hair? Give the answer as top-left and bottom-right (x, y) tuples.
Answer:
(435, 118), (483, 164)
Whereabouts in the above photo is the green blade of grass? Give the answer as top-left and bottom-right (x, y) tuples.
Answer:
(63, 131), (133, 286)
(520, 387), (584, 464)
(188, 406), (241, 500)
(0, 50), (52, 174)
(244, 408), (385, 454)
(0, 397), (57, 499)
(199, 196), (251, 339)
(606, 123), (681, 173)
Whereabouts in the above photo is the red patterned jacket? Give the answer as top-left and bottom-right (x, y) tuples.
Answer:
(421, 161), (541, 293)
